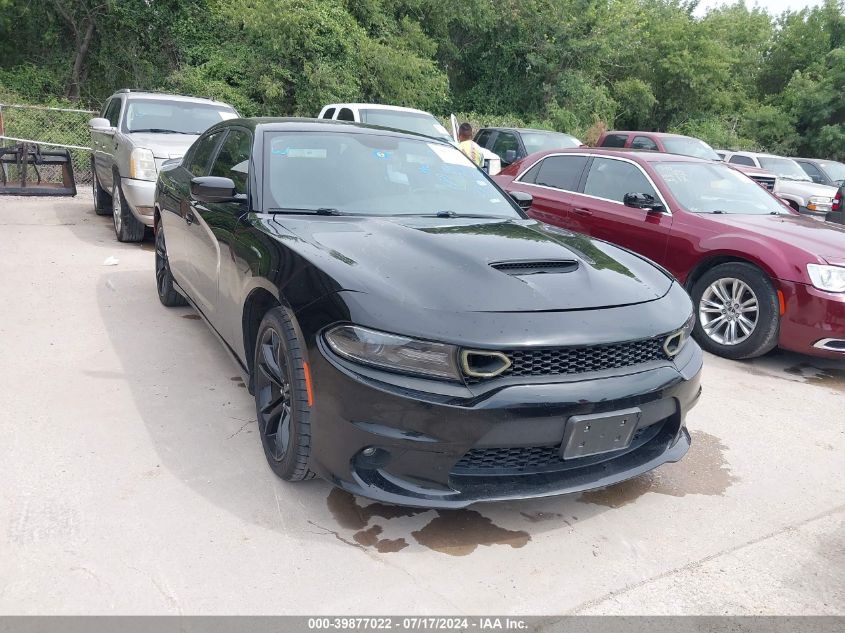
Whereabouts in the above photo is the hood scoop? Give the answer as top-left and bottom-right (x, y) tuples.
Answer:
(491, 259), (579, 275)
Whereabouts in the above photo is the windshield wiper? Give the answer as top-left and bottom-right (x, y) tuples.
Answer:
(400, 211), (512, 219)
(267, 207), (350, 215)
(130, 128), (192, 134)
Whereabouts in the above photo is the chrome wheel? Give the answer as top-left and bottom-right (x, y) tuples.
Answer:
(255, 327), (292, 461)
(154, 227), (169, 297)
(698, 277), (759, 346)
(112, 183), (122, 234)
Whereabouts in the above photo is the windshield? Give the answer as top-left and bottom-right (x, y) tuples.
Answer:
(263, 131), (520, 218)
(359, 109), (452, 141)
(817, 160), (845, 184)
(662, 137), (721, 161)
(124, 99), (237, 134)
(655, 162), (788, 215)
(758, 157), (811, 181)
(521, 131), (581, 153)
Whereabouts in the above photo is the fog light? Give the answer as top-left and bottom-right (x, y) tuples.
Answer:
(355, 447), (390, 470)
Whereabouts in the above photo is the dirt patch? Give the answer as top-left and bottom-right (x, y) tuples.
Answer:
(579, 430), (737, 508)
(181, 314), (201, 320)
(784, 363), (845, 392)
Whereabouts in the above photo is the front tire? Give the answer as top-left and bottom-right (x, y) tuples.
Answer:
(112, 176), (145, 242)
(92, 160), (111, 215)
(253, 306), (315, 481)
(691, 262), (779, 359)
(154, 220), (187, 307)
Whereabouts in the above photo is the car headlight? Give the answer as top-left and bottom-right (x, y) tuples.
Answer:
(807, 196), (833, 213)
(664, 313), (695, 357)
(807, 264), (845, 292)
(129, 148), (157, 181)
(324, 325), (460, 380)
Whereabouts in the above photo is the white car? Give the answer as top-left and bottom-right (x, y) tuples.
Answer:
(317, 104), (501, 174)
(720, 150), (838, 218)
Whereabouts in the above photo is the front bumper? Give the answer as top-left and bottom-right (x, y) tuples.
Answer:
(778, 279), (845, 358)
(120, 177), (156, 226)
(305, 338), (703, 508)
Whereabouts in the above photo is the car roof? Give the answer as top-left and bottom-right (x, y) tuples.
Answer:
(215, 117), (455, 143)
(526, 147), (710, 164)
(604, 130), (692, 139)
(479, 127), (578, 136)
(725, 150), (790, 159)
(321, 103), (433, 116)
(111, 90), (233, 108)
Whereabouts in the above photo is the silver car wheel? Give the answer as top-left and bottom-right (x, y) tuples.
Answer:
(698, 277), (759, 346)
(112, 182), (122, 234)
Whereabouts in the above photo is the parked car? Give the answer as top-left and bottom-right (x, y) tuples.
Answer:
(153, 118), (702, 507)
(720, 150), (838, 218)
(474, 127), (583, 167)
(793, 157), (845, 188)
(317, 103), (452, 142)
(598, 131), (778, 192)
(495, 148), (845, 360)
(89, 89), (238, 242)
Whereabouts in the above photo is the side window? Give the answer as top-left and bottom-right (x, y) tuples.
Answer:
(475, 130), (493, 148)
(337, 108), (355, 121)
(188, 130), (224, 177)
(630, 136), (658, 151)
(209, 129), (251, 194)
(491, 131), (519, 161)
(729, 154), (755, 167)
(600, 134), (628, 148)
(797, 161), (825, 183)
(104, 98), (122, 127)
(322, 107), (336, 120)
(533, 156), (589, 191)
(584, 157), (657, 203)
(518, 160), (544, 184)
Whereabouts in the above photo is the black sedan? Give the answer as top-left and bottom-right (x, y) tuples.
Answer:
(153, 118), (702, 507)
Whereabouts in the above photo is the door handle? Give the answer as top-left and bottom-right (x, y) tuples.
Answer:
(573, 207), (593, 216)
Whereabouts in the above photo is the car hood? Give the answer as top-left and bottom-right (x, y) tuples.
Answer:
(776, 179), (838, 198)
(274, 216), (673, 312)
(699, 212), (845, 260)
(127, 133), (198, 158)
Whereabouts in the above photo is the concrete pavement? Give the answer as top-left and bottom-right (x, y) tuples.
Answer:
(0, 194), (843, 615)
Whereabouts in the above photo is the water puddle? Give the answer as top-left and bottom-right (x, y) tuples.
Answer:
(784, 363), (845, 392)
(579, 430), (737, 508)
(326, 488), (530, 556)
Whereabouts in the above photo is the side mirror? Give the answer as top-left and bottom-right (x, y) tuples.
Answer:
(504, 149), (517, 164)
(508, 190), (533, 210)
(191, 176), (243, 203)
(624, 192), (666, 213)
(89, 117), (113, 131)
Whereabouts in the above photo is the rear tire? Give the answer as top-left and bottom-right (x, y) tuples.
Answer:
(690, 262), (779, 359)
(112, 176), (145, 242)
(253, 306), (315, 482)
(154, 220), (187, 307)
(92, 161), (111, 215)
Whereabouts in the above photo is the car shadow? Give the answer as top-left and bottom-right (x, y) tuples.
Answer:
(94, 269), (747, 556)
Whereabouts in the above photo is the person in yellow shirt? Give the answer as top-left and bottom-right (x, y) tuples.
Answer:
(457, 123), (484, 166)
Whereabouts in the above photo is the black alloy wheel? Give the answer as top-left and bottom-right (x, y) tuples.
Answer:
(154, 222), (187, 307)
(253, 307), (314, 481)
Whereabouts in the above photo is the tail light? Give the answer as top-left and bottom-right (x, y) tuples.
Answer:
(833, 190), (841, 211)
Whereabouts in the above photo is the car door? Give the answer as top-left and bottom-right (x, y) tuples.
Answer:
(512, 154), (589, 227)
(93, 97), (122, 189)
(184, 127), (251, 322)
(491, 130), (520, 166)
(166, 129), (226, 297)
(569, 156), (672, 266)
(795, 160), (829, 185)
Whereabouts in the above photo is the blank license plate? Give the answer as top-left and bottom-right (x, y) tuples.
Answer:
(561, 408), (641, 459)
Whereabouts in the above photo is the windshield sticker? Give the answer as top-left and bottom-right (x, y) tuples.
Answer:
(476, 179), (489, 187)
(372, 150), (391, 160)
(658, 166), (689, 183)
(271, 146), (327, 159)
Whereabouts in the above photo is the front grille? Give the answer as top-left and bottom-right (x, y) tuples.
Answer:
(750, 175), (776, 191)
(465, 338), (668, 383)
(452, 424), (660, 476)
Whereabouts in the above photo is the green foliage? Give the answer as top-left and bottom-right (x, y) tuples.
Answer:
(2, 0), (845, 159)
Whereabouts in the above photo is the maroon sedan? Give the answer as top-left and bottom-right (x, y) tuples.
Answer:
(495, 149), (845, 360)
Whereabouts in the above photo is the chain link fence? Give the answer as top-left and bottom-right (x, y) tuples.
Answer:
(0, 103), (96, 186)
